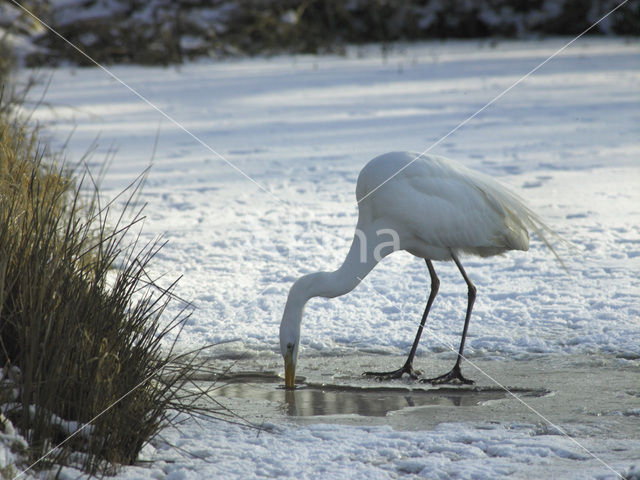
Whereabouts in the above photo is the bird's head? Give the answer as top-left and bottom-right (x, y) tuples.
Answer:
(280, 275), (313, 389)
(279, 307), (301, 390)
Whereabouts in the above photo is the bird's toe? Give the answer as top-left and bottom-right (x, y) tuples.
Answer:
(363, 364), (420, 381)
(421, 365), (474, 385)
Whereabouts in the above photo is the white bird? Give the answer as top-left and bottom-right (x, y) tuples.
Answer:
(280, 152), (565, 389)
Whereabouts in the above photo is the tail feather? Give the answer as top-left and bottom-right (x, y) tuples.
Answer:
(505, 195), (574, 273)
(468, 165), (574, 272)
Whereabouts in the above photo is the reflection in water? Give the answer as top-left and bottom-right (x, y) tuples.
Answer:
(214, 375), (547, 417)
(281, 386), (497, 416)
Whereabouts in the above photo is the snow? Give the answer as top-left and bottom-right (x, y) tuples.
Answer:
(11, 37), (640, 478)
(106, 421), (636, 480)
(0, 413), (28, 478)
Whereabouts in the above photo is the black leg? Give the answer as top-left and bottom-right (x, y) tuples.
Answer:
(423, 252), (475, 385)
(363, 259), (440, 380)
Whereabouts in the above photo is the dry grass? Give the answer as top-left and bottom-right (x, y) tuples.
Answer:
(0, 66), (230, 478)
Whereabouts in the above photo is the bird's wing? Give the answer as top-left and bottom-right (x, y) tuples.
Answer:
(357, 152), (570, 268)
(404, 169), (526, 252)
(416, 157), (571, 267)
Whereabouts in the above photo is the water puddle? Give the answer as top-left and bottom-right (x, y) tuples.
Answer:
(213, 372), (549, 417)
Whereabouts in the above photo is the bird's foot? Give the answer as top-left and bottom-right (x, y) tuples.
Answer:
(421, 364), (474, 385)
(363, 363), (421, 381)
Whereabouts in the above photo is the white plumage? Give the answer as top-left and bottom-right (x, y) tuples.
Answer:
(281, 152), (564, 388)
(357, 152), (532, 259)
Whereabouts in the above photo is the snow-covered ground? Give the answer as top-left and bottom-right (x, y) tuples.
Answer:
(15, 38), (640, 478)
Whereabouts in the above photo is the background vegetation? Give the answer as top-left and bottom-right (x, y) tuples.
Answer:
(0, 0), (638, 66)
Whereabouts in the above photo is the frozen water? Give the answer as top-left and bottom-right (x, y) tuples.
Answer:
(14, 37), (640, 479)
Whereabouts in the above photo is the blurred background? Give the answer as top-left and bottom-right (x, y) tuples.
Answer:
(1, 0), (638, 66)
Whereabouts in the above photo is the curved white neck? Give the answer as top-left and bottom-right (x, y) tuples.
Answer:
(280, 227), (381, 338)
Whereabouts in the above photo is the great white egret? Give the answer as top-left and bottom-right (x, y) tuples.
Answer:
(280, 152), (564, 389)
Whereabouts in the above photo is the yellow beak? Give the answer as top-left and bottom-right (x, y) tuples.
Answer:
(284, 351), (296, 389)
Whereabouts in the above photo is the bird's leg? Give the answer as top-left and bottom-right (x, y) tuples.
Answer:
(363, 259), (439, 381)
(423, 252), (475, 385)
